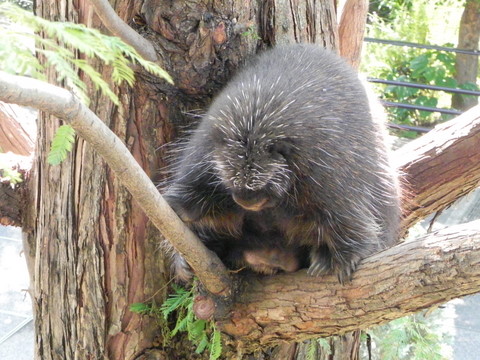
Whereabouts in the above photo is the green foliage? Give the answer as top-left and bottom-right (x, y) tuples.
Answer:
(0, 1), (173, 106)
(131, 284), (223, 360)
(47, 125), (76, 165)
(0, 0), (32, 10)
(0, 2), (173, 165)
(305, 337), (332, 360)
(369, 0), (413, 23)
(0, 162), (23, 184)
(241, 26), (261, 40)
(362, 312), (451, 360)
(380, 49), (461, 125)
(363, 0), (476, 130)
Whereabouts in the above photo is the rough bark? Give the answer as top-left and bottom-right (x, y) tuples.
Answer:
(338, 0), (368, 68)
(452, 0), (480, 111)
(397, 104), (480, 232)
(24, 1), (172, 359)
(216, 220), (480, 352)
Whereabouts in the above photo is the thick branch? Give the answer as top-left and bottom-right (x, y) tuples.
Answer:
(396, 105), (480, 231)
(217, 220), (480, 350)
(338, 0), (368, 69)
(0, 71), (231, 297)
(88, 0), (158, 62)
(0, 102), (35, 155)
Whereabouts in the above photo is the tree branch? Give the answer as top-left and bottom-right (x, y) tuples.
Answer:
(338, 0), (368, 69)
(396, 104), (480, 232)
(0, 102), (35, 156)
(0, 71), (232, 297)
(217, 220), (480, 351)
(88, 0), (158, 62)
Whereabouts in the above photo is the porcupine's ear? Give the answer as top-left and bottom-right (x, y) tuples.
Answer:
(268, 140), (293, 159)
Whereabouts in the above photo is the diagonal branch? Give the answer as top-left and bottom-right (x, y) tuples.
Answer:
(0, 71), (232, 297)
(88, 0), (158, 62)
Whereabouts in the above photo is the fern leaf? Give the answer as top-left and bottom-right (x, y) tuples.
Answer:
(160, 286), (192, 319)
(195, 333), (209, 354)
(317, 338), (332, 355)
(188, 319), (206, 342)
(73, 58), (120, 105)
(47, 125), (76, 165)
(209, 326), (222, 360)
(171, 311), (189, 337)
(129, 302), (151, 314)
(1, 2), (173, 104)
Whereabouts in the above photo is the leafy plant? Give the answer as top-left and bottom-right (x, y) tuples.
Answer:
(47, 125), (76, 165)
(361, 311), (452, 360)
(0, 2), (172, 105)
(0, 162), (23, 184)
(130, 284), (223, 360)
(306, 337), (332, 360)
(0, 2), (173, 165)
(381, 49), (461, 125)
(362, 0), (475, 133)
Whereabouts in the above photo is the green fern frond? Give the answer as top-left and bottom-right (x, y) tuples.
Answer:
(47, 125), (76, 165)
(306, 339), (318, 360)
(129, 302), (152, 315)
(195, 333), (210, 354)
(160, 285), (192, 319)
(171, 309), (189, 337)
(317, 338), (331, 355)
(188, 319), (207, 343)
(39, 49), (90, 103)
(0, 2), (173, 107)
(0, 165), (23, 185)
(209, 325), (222, 360)
(112, 58), (135, 87)
(73, 58), (120, 105)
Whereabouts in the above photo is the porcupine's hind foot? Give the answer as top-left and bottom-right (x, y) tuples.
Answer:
(169, 251), (194, 284)
(243, 247), (302, 275)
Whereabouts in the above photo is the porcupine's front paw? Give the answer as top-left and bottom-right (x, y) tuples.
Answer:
(308, 246), (360, 284)
(307, 246), (333, 277)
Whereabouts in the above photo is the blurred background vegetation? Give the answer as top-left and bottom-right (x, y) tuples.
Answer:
(362, 0), (479, 138)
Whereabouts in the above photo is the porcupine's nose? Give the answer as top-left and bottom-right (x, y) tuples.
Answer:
(232, 190), (269, 211)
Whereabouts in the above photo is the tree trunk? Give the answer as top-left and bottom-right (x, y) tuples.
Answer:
(22, 0), (353, 359)
(26, 1), (172, 358)
(451, 0), (480, 111)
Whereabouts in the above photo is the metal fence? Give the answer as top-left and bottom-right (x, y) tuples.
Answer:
(364, 38), (480, 133)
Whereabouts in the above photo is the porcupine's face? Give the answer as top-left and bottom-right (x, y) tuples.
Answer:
(210, 122), (294, 212)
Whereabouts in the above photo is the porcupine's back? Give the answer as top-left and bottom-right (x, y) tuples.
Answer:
(202, 43), (400, 252)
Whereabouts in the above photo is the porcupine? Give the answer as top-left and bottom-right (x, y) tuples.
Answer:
(163, 43), (400, 284)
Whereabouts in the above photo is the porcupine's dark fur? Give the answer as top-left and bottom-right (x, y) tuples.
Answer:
(163, 43), (401, 284)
